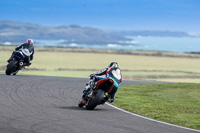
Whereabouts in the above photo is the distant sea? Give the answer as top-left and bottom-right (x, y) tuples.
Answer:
(2, 36), (200, 53)
(125, 36), (200, 53)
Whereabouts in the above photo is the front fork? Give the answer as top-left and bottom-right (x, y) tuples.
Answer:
(18, 60), (24, 70)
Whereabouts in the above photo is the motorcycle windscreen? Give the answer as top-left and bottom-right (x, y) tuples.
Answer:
(22, 49), (32, 56)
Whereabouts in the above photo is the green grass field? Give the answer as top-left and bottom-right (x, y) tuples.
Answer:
(1, 45), (200, 83)
(112, 83), (200, 130)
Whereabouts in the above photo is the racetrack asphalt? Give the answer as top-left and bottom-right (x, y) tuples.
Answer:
(0, 74), (199, 133)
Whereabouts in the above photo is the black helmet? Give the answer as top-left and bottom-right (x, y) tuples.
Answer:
(108, 62), (119, 68)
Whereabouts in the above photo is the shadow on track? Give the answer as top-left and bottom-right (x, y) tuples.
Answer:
(59, 106), (108, 111)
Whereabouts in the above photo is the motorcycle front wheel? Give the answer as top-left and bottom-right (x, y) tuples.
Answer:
(5, 60), (18, 75)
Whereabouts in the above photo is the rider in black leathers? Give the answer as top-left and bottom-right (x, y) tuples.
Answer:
(7, 39), (34, 66)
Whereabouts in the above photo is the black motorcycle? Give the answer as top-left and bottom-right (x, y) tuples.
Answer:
(5, 48), (32, 75)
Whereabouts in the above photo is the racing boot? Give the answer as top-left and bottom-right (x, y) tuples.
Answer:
(107, 98), (114, 103)
(27, 62), (31, 66)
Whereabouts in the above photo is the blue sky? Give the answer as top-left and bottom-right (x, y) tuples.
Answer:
(0, 0), (200, 33)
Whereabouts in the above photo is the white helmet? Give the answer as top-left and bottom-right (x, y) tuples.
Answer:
(108, 62), (119, 68)
(27, 39), (34, 44)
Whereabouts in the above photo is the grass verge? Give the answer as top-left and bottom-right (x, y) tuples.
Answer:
(1, 46), (200, 83)
(112, 83), (200, 130)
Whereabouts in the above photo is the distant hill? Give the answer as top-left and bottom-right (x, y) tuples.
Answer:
(0, 21), (129, 44)
(0, 21), (194, 45)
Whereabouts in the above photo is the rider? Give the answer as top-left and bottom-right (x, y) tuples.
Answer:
(83, 62), (122, 103)
(7, 39), (35, 66)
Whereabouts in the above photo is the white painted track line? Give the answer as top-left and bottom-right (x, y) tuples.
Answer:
(106, 103), (200, 133)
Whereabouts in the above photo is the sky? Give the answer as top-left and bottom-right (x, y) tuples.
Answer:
(0, 0), (200, 33)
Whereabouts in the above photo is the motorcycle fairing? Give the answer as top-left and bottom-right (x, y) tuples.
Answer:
(107, 76), (119, 88)
(14, 50), (25, 59)
(96, 78), (114, 93)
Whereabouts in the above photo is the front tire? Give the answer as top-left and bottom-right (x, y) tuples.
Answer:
(5, 60), (18, 75)
(78, 99), (86, 108)
(86, 89), (105, 110)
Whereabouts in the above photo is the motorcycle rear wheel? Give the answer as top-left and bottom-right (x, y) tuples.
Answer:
(86, 89), (104, 110)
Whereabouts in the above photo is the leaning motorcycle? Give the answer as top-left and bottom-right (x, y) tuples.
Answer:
(78, 75), (114, 110)
(5, 49), (32, 75)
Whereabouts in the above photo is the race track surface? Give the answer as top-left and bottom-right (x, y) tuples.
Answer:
(0, 74), (199, 133)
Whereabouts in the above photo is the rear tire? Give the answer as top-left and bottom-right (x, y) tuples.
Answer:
(5, 60), (18, 75)
(86, 89), (105, 110)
